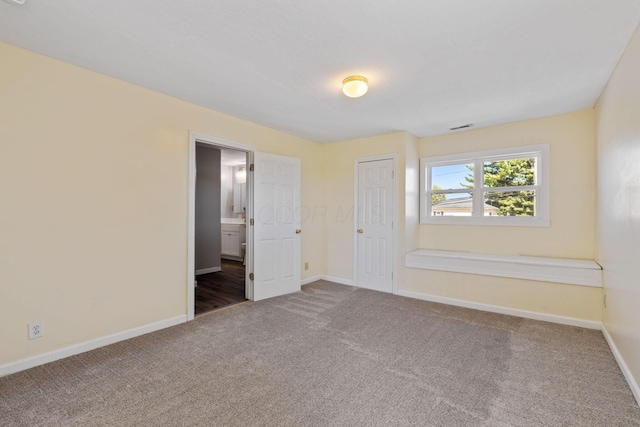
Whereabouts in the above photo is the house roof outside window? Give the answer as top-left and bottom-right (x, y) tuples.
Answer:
(431, 197), (499, 216)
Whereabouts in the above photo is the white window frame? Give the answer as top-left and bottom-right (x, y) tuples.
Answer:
(420, 144), (550, 227)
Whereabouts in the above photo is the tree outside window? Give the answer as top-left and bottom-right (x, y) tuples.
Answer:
(461, 158), (536, 216)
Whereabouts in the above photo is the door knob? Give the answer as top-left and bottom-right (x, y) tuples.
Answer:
(357, 229), (364, 234)
(295, 229), (302, 234)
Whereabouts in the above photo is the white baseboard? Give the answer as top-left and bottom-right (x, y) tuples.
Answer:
(395, 289), (602, 330)
(319, 276), (355, 286)
(0, 315), (187, 378)
(602, 324), (640, 407)
(301, 275), (322, 286)
(195, 266), (221, 275)
(300, 275), (355, 287)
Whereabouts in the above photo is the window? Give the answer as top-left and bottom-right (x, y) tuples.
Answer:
(420, 144), (550, 226)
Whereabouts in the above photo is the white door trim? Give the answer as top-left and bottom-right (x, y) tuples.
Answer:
(187, 131), (256, 321)
(353, 154), (398, 294)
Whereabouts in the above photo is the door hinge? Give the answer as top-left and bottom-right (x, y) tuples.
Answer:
(392, 170), (395, 179)
(391, 272), (394, 280)
(249, 218), (254, 226)
(249, 164), (254, 172)
(249, 273), (255, 281)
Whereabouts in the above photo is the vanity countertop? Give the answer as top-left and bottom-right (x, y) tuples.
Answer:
(221, 218), (245, 225)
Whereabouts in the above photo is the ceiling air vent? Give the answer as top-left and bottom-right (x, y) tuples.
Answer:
(450, 124), (472, 131)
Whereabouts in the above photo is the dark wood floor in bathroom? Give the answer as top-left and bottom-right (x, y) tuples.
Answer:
(195, 259), (246, 316)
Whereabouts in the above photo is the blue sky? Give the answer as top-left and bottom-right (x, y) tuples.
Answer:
(431, 163), (473, 190)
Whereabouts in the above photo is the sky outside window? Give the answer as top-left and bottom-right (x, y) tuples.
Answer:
(431, 164), (473, 190)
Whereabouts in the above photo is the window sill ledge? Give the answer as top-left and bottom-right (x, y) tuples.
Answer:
(420, 217), (550, 227)
(405, 249), (602, 287)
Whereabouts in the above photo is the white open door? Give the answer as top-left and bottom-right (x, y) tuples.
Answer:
(252, 152), (301, 301)
(356, 158), (394, 293)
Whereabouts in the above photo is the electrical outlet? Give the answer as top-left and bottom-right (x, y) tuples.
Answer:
(29, 321), (43, 340)
(304, 262), (309, 271)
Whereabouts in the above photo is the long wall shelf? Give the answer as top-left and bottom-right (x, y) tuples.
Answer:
(405, 249), (602, 287)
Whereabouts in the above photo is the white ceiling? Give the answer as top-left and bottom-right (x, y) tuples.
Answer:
(1, 1), (640, 143)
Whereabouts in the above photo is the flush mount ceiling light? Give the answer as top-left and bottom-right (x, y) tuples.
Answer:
(342, 75), (368, 98)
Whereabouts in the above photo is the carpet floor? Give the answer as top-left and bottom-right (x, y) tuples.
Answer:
(1, 281), (639, 426)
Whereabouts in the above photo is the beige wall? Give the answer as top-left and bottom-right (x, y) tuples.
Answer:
(419, 110), (596, 259)
(323, 131), (412, 282)
(0, 38), (612, 370)
(406, 111), (601, 321)
(322, 117), (601, 322)
(399, 269), (602, 321)
(0, 42), (325, 365)
(596, 24), (640, 394)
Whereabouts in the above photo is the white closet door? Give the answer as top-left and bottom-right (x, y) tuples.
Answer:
(356, 159), (394, 293)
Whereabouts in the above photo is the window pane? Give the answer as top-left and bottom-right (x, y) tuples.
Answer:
(483, 158), (536, 188)
(431, 193), (473, 217)
(484, 190), (536, 216)
(431, 163), (474, 190)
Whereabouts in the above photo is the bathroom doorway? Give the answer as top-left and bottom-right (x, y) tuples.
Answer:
(193, 144), (249, 316)
(188, 131), (301, 320)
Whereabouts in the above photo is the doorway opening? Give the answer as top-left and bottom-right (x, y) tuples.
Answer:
(188, 132), (303, 319)
(194, 145), (248, 316)
(188, 132), (256, 321)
